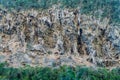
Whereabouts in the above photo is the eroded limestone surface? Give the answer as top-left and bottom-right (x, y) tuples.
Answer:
(0, 7), (120, 68)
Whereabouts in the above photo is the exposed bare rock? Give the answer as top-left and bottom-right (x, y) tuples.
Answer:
(0, 7), (120, 68)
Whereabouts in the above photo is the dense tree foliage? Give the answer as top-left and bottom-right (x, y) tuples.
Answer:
(0, 63), (120, 80)
(81, 0), (120, 24)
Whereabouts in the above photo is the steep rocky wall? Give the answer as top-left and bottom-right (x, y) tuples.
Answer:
(0, 7), (120, 68)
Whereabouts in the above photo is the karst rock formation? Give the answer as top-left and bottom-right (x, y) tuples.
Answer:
(0, 7), (120, 68)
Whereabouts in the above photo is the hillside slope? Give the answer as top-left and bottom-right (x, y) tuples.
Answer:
(0, 7), (120, 68)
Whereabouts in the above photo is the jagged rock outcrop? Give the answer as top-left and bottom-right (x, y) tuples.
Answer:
(0, 7), (119, 68)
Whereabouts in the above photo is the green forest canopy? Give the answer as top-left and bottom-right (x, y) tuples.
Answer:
(0, 0), (120, 25)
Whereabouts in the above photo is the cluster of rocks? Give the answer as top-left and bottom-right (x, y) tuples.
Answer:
(0, 7), (120, 68)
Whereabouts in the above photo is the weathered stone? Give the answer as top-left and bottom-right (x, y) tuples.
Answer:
(8, 52), (32, 66)
(0, 8), (120, 68)
(0, 55), (6, 62)
(43, 58), (59, 67)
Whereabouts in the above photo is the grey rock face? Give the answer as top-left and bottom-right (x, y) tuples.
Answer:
(0, 55), (6, 62)
(107, 26), (120, 53)
(31, 44), (47, 53)
(8, 52), (32, 66)
(0, 8), (119, 67)
(43, 58), (60, 67)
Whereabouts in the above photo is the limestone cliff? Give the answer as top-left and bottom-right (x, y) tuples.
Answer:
(0, 7), (120, 68)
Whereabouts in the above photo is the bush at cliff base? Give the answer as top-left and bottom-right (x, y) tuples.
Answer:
(0, 63), (120, 80)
